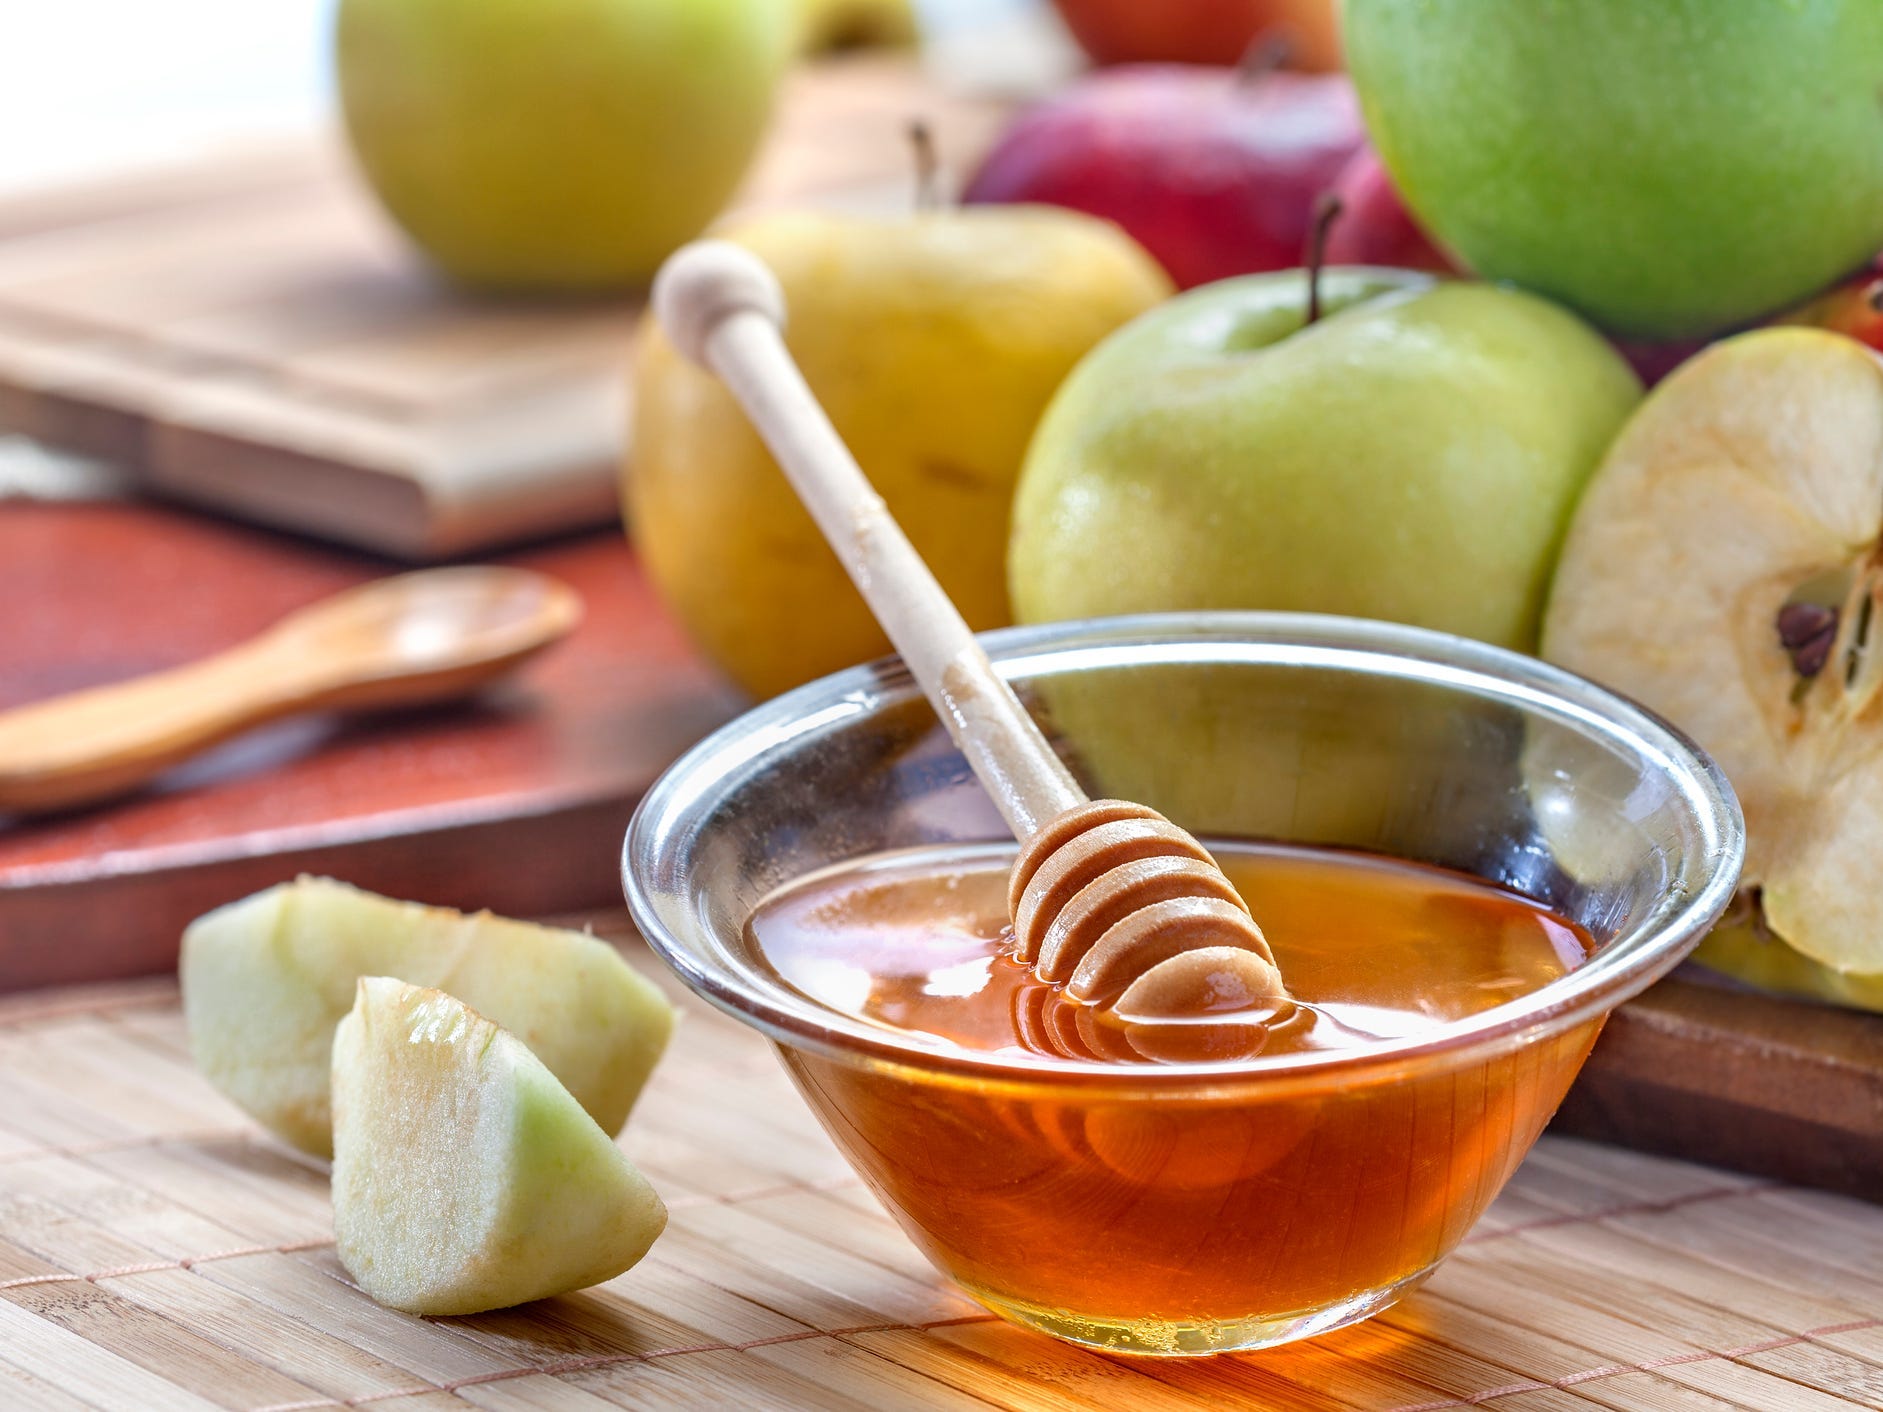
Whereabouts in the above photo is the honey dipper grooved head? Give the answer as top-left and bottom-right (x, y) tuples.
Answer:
(1011, 800), (1290, 1021)
(1012, 816), (1214, 962)
(1117, 947), (1289, 1025)
(1068, 896), (1276, 1005)
(1008, 799), (1162, 923)
(1035, 854), (1246, 982)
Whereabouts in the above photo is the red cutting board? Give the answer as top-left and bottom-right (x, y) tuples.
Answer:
(0, 500), (741, 990)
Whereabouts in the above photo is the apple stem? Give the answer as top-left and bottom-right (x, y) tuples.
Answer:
(1237, 30), (1295, 84)
(1304, 193), (1343, 326)
(907, 119), (943, 212)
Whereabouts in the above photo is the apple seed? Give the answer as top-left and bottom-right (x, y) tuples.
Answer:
(1776, 601), (1838, 679)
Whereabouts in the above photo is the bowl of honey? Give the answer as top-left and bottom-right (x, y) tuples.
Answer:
(623, 613), (1744, 1356)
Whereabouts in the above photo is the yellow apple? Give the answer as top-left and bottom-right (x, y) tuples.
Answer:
(627, 207), (1172, 698)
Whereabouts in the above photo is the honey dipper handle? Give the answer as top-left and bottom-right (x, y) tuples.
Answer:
(653, 241), (1084, 841)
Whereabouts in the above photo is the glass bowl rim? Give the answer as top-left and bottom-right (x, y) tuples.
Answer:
(623, 611), (1746, 1089)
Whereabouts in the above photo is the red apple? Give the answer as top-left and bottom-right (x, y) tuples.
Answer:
(962, 66), (1365, 290)
(1613, 263), (1883, 388)
(1050, 0), (1342, 72)
(1780, 263), (1883, 350)
(1322, 146), (1455, 274)
(1608, 335), (1710, 387)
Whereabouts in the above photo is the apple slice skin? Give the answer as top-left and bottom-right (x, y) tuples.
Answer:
(1542, 327), (1883, 981)
(182, 878), (675, 1157)
(1696, 920), (1883, 1012)
(333, 978), (666, 1316)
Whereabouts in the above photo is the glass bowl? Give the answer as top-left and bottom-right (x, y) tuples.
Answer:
(623, 613), (1743, 1355)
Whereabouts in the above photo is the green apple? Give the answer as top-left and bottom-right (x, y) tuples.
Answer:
(629, 207), (1173, 699)
(182, 878), (675, 1157)
(336, 0), (788, 290)
(1343, 0), (1883, 340)
(1543, 328), (1883, 1005)
(1010, 270), (1642, 652)
(333, 978), (667, 1315)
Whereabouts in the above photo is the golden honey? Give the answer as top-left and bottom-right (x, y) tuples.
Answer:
(746, 841), (1604, 1352)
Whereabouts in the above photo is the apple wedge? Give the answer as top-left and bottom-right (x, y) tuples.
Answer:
(1543, 327), (1883, 994)
(333, 978), (667, 1315)
(183, 878), (675, 1156)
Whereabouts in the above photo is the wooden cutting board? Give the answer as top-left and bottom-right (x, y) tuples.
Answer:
(1558, 979), (1882, 1202)
(0, 57), (1011, 559)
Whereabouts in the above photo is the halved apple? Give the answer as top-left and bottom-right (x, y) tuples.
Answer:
(1543, 328), (1883, 998)
(182, 878), (675, 1156)
(333, 978), (666, 1315)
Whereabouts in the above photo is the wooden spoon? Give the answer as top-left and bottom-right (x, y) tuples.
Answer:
(0, 567), (581, 814)
(652, 242), (1290, 1027)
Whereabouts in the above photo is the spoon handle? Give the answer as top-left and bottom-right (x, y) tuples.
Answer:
(0, 569), (576, 815)
(0, 635), (328, 813)
(653, 242), (1084, 843)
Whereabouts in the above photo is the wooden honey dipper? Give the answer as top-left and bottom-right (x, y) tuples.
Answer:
(653, 242), (1291, 1028)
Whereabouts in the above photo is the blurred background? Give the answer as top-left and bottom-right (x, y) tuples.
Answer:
(0, 0), (1037, 188)
(1, 1), (332, 186)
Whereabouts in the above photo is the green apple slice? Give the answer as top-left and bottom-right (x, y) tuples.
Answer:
(333, 978), (667, 1315)
(1542, 327), (1883, 987)
(1695, 913), (1883, 1012)
(183, 878), (675, 1156)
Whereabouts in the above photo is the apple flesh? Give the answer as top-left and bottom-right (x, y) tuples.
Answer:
(1344, 0), (1883, 339)
(1543, 327), (1883, 996)
(333, 978), (667, 1315)
(336, 0), (787, 290)
(963, 66), (1364, 289)
(1050, 0), (1342, 73)
(182, 878), (675, 1157)
(1011, 269), (1642, 652)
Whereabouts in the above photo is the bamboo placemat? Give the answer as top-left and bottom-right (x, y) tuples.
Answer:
(1, 918), (1880, 1411)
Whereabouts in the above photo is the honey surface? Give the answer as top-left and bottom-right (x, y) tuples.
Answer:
(746, 841), (1603, 1340)
(747, 841), (1591, 1063)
